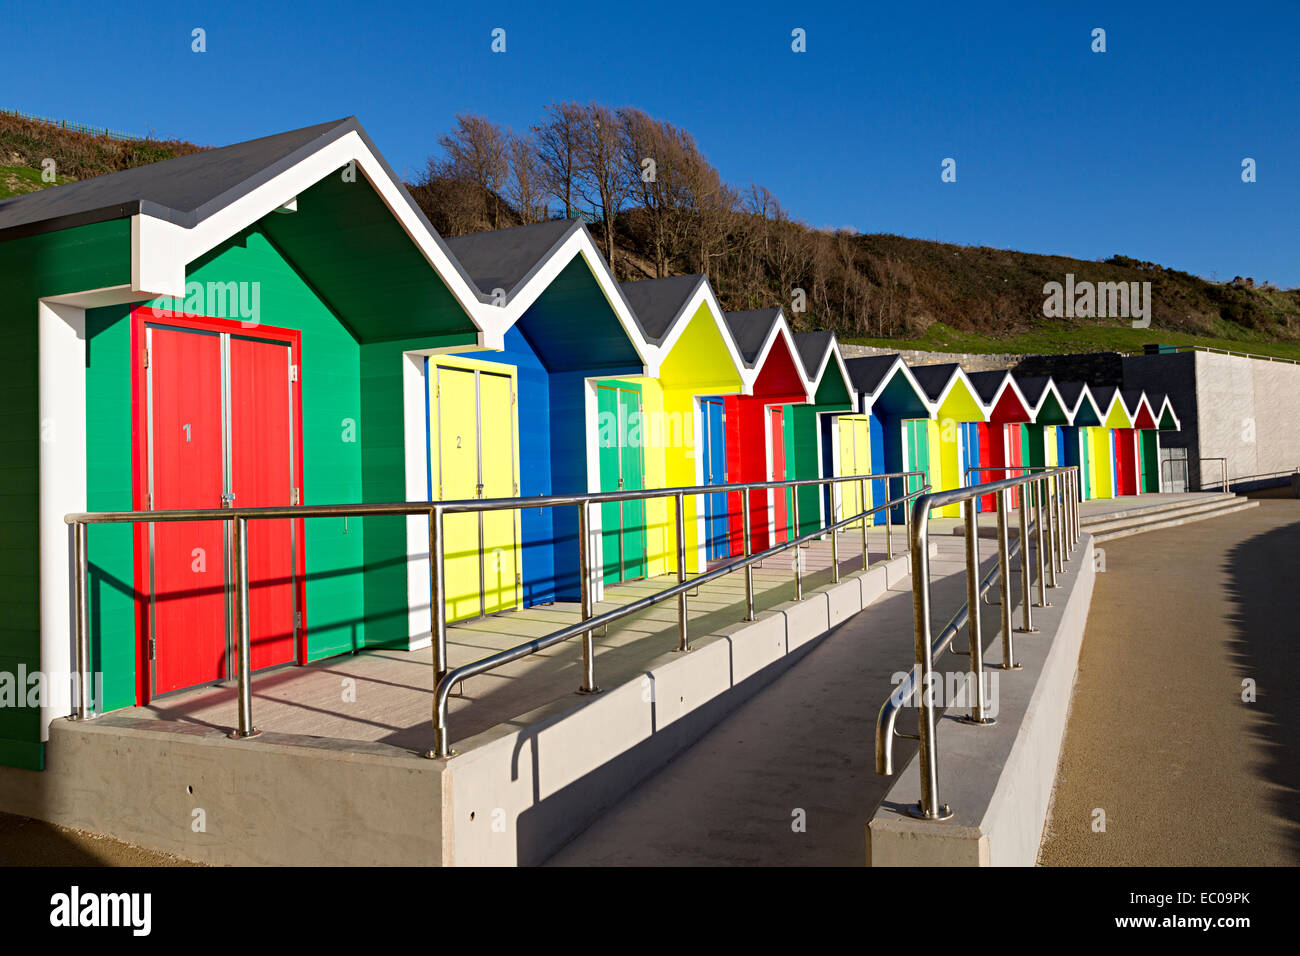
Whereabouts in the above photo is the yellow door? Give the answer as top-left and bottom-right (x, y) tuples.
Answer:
(478, 370), (520, 614)
(837, 416), (872, 527)
(1089, 427), (1113, 499)
(429, 360), (522, 622)
(433, 365), (482, 621)
(1045, 426), (1058, 467)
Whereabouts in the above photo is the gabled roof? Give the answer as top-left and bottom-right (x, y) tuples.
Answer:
(909, 363), (959, 404)
(1059, 382), (1104, 426)
(445, 219), (578, 303)
(1013, 375), (1051, 409)
(845, 354), (905, 396)
(724, 308), (784, 367)
(5, 116), (490, 341)
(619, 274), (707, 344)
(1, 119), (348, 238)
(844, 354), (930, 417)
(792, 331), (857, 408)
(454, 220), (657, 374)
(619, 274), (748, 391)
(968, 370), (1033, 422)
(1151, 393), (1182, 431)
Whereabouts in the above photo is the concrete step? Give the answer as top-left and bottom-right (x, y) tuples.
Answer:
(1090, 499), (1258, 543)
(1082, 495), (1243, 534)
(1079, 493), (1236, 529)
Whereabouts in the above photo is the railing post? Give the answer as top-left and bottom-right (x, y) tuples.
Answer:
(1016, 477), (1036, 633)
(830, 483), (841, 584)
(578, 501), (599, 692)
(960, 498), (994, 725)
(1052, 475), (1066, 574)
(1034, 477), (1050, 608)
(994, 489), (1020, 671)
(1045, 478), (1059, 589)
(859, 478), (869, 570)
(73, 521), (92, 720)
(229, 516), (260, 739)
(429, 506), (447, 685)
(742, 491), (756, 621)
(885, 476), (893, 559)
(907, 497), (952, 820)
(675, 492), (690, 652)
(792, 490), (803, 601)
(904, 479), (913, 559)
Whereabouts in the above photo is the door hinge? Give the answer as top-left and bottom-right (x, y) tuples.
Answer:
(294, 611), (302, 631)
(291, 487), (300, 505)
(141, 348), (150, 368)
(148, 637), (157, 660)
(516, 572), (521, 585)
(289, 364), (298, 382)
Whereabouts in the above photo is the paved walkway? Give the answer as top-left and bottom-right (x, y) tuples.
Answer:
(546, 534), (1007, 866)
(1039, 500), (1300, 865)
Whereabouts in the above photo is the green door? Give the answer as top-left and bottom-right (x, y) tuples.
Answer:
(597, 382), (646, 585)
(1079, 430), (1093, 499)
(1140, 431), (1159, 492)
(904, 419), (931, 494)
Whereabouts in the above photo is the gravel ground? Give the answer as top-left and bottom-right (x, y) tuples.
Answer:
(0, 811), (199, 866)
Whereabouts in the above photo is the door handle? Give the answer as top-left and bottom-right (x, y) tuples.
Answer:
(220, 492), (236, 508)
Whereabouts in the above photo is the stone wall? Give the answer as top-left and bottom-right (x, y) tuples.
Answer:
(839, 344), (1019, 371)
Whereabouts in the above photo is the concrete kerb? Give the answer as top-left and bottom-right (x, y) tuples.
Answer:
(867, 533), (1096, 866)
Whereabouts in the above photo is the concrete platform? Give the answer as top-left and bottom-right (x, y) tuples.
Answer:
(0, 528), (932, 866)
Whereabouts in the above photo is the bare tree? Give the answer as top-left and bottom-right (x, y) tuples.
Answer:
(506, 130), (549, 224)
(533, 101), (584, 220)
(437, 114), (508, 229)
(575, 103), (632, 270)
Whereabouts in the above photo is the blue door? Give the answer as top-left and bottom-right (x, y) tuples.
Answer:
(701, 397), (730, 560)
(961, 422), (982, 511)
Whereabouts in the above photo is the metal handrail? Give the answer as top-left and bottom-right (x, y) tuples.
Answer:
(1159, 456), (1228, 493)
(430, 478), (931, 756)
(1123, 344), (1300, 366)
(65, 468), (925, 754)
(874, 465), (1081, 821)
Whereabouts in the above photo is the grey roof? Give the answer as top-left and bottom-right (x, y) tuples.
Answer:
(1056, 380), (1087, 407)
(1091, 384), (1119, 409)
(444, 219), (580, 300)
(1121, 388), (1147, 413)
(619, 274), (707, 344)
(724, 309), (782, 367)
(3, 117), (341, 237)
(0, 116), (491, 302)
(844, 354), (903, 395)
(1013, 375), (1051, 406)
(792, 331), (835, 382)
(967, 370), (1010, 405)
(910, 363), (961, 403)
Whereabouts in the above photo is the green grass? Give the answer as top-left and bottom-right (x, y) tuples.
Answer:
(844, 320), (1300, 363)
(0, 163), (75, 199)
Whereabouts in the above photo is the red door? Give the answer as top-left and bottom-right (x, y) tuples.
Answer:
(147, 327), (229, 695)
(230, 336), (299, 670)
(770, 407), (787, 545)
(141, 317), (302, 701)
(1006, 424), (1023, 508)
(1114, 429), (1137, 496)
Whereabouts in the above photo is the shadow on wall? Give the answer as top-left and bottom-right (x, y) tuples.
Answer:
(1222, 510), (1300, 863)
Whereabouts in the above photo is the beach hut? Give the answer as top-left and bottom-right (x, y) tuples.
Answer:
(439, 221), (657, 605)
(1114, 390), (1157, 496)
(617, 274), (748, 572)
(721, 310), (815, 554)
(0, 118), (499, 764)
(909, 364), (986, 517)
(967, 371), (1035, 510)
(785, 332), (858, 537)
(843, 355), (933, 524)
(1087, 385), (1132, 500)
(1054, 382), (1104, 500)
(1139, 393), (1183, 492)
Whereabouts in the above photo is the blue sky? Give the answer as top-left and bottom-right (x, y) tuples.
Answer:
(4, 0), (1297, 286)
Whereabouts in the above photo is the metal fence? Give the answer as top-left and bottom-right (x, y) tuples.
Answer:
(65, 470), (927, 757)
(874, 465), (1080, 820)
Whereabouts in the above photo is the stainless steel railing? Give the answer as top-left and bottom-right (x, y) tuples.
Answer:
(65, 469), (925, 755)
(874, 465), (1081, 821)
(429, 474), (929, 756)
(1160, 456), (1228, 493)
